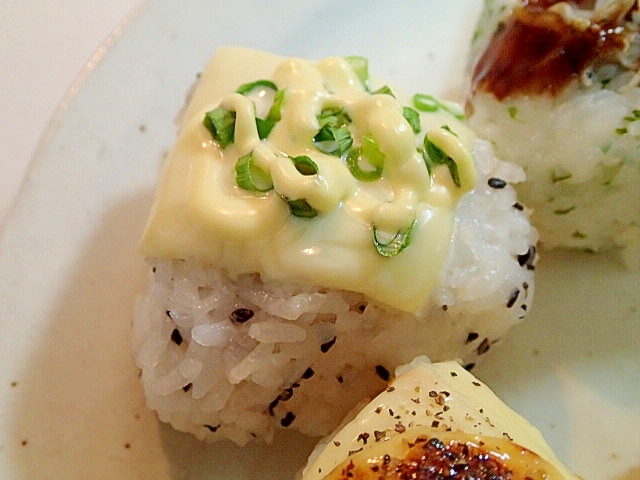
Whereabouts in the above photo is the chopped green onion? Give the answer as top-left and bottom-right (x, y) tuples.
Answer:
(507, 106), (518, 120)
(346, 136), (384, 182)
(291, 155), (318, 175)
(267, 88), (286, 122)
(371, 85), (395, 97)
(372, 220), (416, 257)
(402, 107), (421, 134)
(235, 79), (278, 95)
(413, 93), (440, 112)
(286, 198), (318, 218)
(422, 135), (461, 187)
(255, 117), (276, 139)
(317, 107), (351, 128)
(235, 152), (273, 192)
(345, 56), (369, 85)
(313, 125), (353, 156)
(203, 107), (236, 148)
(413, 93), (465, 120)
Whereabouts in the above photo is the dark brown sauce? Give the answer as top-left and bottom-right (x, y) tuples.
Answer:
(471, 3), (629, 100)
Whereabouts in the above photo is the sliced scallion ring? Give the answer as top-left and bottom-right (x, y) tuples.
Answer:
(422, 135), (461, 187)
(313, 125), (353, 156)
(203, 107), (236, 148)
(235, 152), (274, 192)
(372, 220), (416, 257)
(346, 136), (384, 182)
(286, 198), (318, 218)
(413, 93), (465, 120)
(402, 106), (421, 134)
(291, 155), (319, 176)
(235, 79), (278, 95)
(317, 107), (351, 128)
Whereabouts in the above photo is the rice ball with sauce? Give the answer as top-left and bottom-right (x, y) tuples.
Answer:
(133, 47), (537, 445)
(467, 0), (640, 266)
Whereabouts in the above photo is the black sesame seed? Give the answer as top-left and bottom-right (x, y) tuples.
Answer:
(170, 328), (183, 346)
(507, 288), (520, 308)
(268, 397), (280, 415)
(513, 202), (524, 211)
(375, 365), (390, 382)
(517, 245), (537, 270)
(301, 367), (315, 379)
(230, 308), (254, 324)
(465, 332), (479, 344)
(182, 383), (192, 393)
(337, 375), (344, 384)
(464, 362), (476, 371)
(204, 424), (220, 433)
(488, 177), (507, 189)
(431, 420), (440, 428)
(477, 338), (491, 355)
(152, 267), (157, 273)
(320, 336), (337, 353)
(280, 412), (296, 427)
(279, 387), (294, 402)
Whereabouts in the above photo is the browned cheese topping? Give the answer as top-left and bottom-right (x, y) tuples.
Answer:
(470, 0), (636, 100)
(324, 431), (565, 480)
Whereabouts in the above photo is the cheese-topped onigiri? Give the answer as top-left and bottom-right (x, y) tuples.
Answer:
(133, 47), (537, 445)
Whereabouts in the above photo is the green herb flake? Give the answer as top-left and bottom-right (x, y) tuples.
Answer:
(554, 206), (576, 215)
(203, 107), (236, 148)
(507, 106), (519, 120)
(616, 127), (628, 135)
(373, 220), (417, 257)
(572, 231), (588, 239)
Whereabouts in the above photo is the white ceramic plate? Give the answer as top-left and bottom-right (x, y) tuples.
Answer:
(0, 1), (638, 478)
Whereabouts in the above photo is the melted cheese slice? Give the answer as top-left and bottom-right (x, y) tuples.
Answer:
(302, 359), (580, 480)
(139, 47), (477, 314)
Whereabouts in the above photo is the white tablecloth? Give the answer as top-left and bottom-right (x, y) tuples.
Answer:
(0, 0), (143, 227)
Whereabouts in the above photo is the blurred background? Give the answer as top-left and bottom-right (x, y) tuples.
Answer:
(0, 0), (143, 227)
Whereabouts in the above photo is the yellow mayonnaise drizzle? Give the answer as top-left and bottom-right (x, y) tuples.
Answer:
(140, 47), (476, 313)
